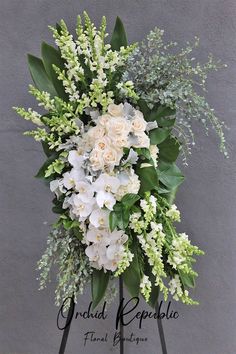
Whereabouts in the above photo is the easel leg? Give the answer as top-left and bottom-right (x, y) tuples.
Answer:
(119, 276), (124, 354)
(156, 301), (168, 354)
(59, 297), (75, 354)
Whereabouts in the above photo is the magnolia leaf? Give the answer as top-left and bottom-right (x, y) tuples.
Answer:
(112, 203), (130, 230)
(158, 137), (180, 163)
(149, 127), (171, 145)
(41, 42), (68, 101)
(27, 54), (57, 97)
(123, 241), (141, 297)
(109, 211), (118, 232)
(121, 194), (140, 208)
(91, 269), (110, 309)
(35, 152), (59, 178)
(179, 271), (196, 288)
(136, 164), (158, 195)
(157, 161), (184, 190)
(110, 17), (128, 51)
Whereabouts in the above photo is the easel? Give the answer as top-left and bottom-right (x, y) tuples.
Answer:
(59, 278), (167, 354)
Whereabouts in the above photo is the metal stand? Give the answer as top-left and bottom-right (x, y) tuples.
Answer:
(156, 301), (168, 354)
(58, 284), (167, 354)
(59, 297), (75, 354)
(119, 276), (124, 354)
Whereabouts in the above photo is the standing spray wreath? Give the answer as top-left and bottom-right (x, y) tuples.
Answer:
(14, 13), (227, 309)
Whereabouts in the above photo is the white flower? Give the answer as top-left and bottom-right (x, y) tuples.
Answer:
(50, 179), (65, 197)
(107, 103), (124, 117)
(75, 180), (94, 202)
(89, 148), (104, 171)
(132, 132), (150, 148)
(62, 168), (85, 190)
(140, 199), (149, 212)
(150, 145), (159, 166)
(106, 117), (131, 138)
(89, 208), (109, 228)
(166, 204), (181, 222)
(85, 227), (110, 245)
(103, 147), (122, 168)
(68, 150), (85, 169)
(115, 170), (140, 200)
(98, 114), (111, 126)
(86, 125), (105, 146)
(93, 173), (120, 193)
(131, 112), (147, 133)
(70, 194), (95, 219)
(96, 191), (116, 210)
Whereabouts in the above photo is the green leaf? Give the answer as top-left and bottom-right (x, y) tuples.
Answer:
(123, 241), (141, 297)
(109, 211), (118, 232)
(149, 106), (176, 125)
(149, 127), (171, 145)
(112, 203), (130, 230)
(41, 42), (68, 101)
(27, 54), (57, 97)
(158, 137), (180, 163)
(157, 161), (184, 190)
(34, 152), (59, 178)
(121, 194), (140, 208)
(136, 164), (158, 195)
(91, 269), (110, 309)
(179, 271), (196, 288)
(110, 17), (128, 51)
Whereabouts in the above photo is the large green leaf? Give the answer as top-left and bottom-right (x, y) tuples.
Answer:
(109, 203), (130, 231)
(110, 17), (128, 51)
(149, 127), (171, 145)
(179, 271), (196, 288)
(149, 106), (176, 124)
(157, 161), (184, 190)
(158, 137), (180, 163)
(123, 241), (141, 298)
(91, 269), (110, 309)
(120, 194), (140, 208)
(34, 152), (59, 178)
(136, 164), (158, 195)
(27, 54), (57, 97)
(41, 42), (68, 101)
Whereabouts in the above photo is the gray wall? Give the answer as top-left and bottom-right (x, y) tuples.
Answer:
(1, 0), (236, 353)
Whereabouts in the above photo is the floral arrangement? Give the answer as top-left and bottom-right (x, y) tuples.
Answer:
(14, 13), (227, 309)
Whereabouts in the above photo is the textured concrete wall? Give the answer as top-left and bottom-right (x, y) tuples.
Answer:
(1, 0), (236, 353)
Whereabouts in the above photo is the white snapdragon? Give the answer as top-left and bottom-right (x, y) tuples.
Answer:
(140, 275), (152, 301)
(169, 275), (183, 301)
(166, 204), (181, 222)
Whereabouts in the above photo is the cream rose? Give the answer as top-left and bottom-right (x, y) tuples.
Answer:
(98, 114), (111, 127)
(89, 148), (104, 171)
(94, 136), (111, 151)
(131, 112), (147, 133)
(106, 117), (130, 137)
(107, 103), (124, 117)
(86, 125), (105, 148)
(103, 147), (122, 167)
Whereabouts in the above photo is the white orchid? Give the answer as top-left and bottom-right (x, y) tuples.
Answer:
(93, 173), (120, 193)
(70, 193), (95, 219)
(68, 150), (85, 169)
(75, 180), (94, 202)
(49, 179), (65, 198)
(62, 168), (85, 190)
(96, 191), (116, 210)
(89, 208), (109, 228)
